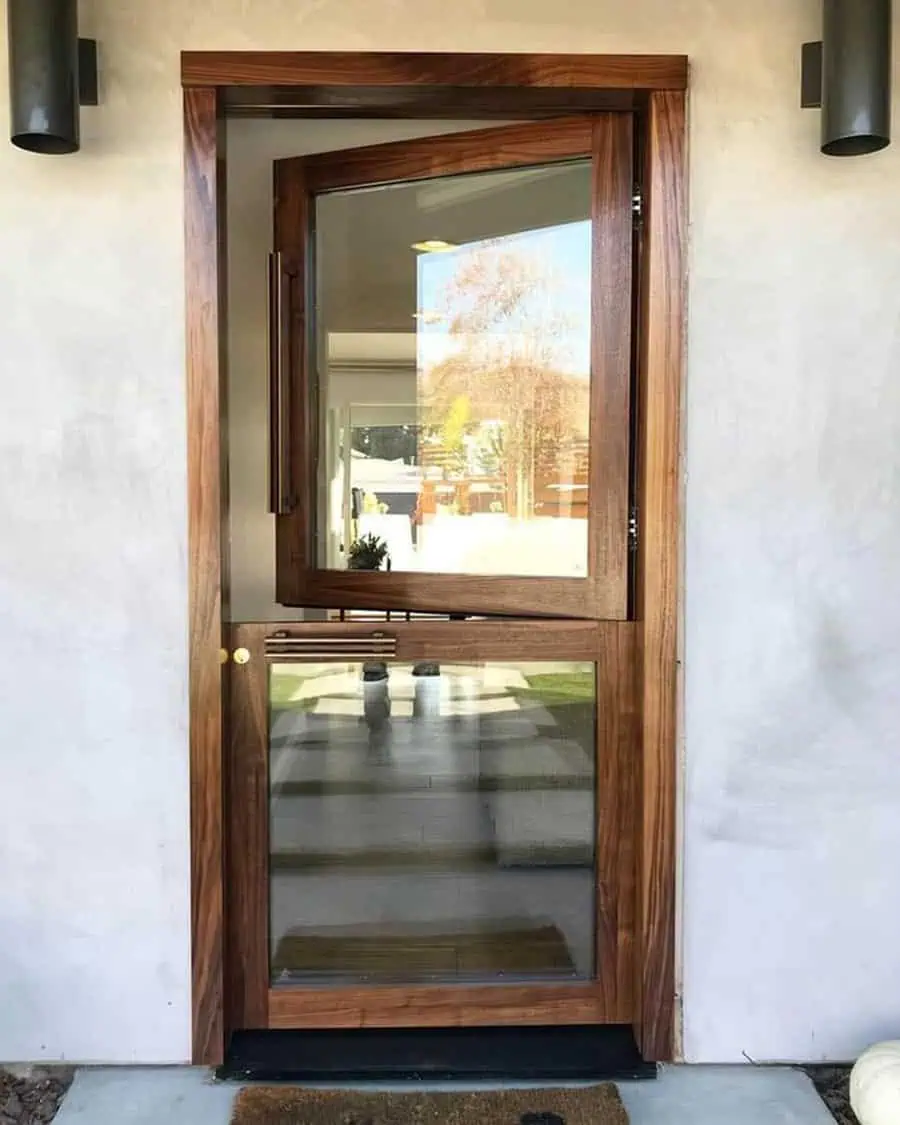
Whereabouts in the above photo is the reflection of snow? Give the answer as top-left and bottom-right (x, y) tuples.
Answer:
(356, 511), (587, 578)
(358, 514), (415, 569)
(345, 443), (588, 577)
(418, 515), (586, 578)
(355, 511), (587, 578)
(350, 449), (420, 493)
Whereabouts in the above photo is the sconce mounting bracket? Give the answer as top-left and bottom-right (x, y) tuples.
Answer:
(801, 40), (823, 108)
(79, 38), (98, 106)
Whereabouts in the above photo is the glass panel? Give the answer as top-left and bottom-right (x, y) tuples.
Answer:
(315, 160), (592, 578)
(269, 660), (596, 986)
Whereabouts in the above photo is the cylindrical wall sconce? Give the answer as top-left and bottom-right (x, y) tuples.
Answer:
(822, 0), (892, 155)
(7, 0), (98, 155)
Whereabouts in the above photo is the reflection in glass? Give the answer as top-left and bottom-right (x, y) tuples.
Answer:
(269, 660), (596, 986)
(315, 161), (592, 578)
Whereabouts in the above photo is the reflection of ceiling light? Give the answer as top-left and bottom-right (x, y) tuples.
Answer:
(411, 239), (457, 253)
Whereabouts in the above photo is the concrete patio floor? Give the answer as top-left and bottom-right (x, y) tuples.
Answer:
(54, 1064), (836, 1125)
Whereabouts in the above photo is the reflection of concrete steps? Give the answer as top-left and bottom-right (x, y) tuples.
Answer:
(269, 692), (594, 873)
(271, 734), (592, 788)
(276, 774), (592, 796)
(271, 844), (499, 873)
(271, 791), (493, 853)
(478, 704), (594, 869)
(267, 665), (596, 980)
(263, 661), (598, 981)
(486, 790), (594, 868)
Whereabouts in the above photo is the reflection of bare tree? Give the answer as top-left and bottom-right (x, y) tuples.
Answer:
(421, 241), (588, 517)
(438, 394), (471, 476)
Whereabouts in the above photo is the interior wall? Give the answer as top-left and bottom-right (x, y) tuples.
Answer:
(1, 0), (900, 1064)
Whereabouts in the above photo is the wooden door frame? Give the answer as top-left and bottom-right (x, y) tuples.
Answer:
(229, 618), (636, 1033)
(272, 114), (634, 620)
(183, 51), (686, 1067)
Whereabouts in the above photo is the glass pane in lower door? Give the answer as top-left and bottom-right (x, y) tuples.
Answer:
(269, 660), (596, 987)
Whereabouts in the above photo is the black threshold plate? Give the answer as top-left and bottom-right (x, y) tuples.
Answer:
(220, 1025), (655, 1083)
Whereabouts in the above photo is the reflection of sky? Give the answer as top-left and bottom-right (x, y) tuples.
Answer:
(416, 221), (591, 374)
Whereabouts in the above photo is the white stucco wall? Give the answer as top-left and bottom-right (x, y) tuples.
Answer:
(1, 0), (900, 1065)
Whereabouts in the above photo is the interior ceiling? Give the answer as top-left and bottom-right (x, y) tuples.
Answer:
(318, 160), (591, 335)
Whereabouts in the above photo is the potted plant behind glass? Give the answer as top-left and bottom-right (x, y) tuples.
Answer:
(346, 532), (390, 572)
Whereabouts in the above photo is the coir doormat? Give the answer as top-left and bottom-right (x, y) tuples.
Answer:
(231, 1085), (629, 1125)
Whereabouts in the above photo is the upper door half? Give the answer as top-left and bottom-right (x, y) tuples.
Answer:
(270, 116), (635, 620)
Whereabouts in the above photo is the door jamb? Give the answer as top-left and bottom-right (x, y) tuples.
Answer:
(183, 51), (686, 1067)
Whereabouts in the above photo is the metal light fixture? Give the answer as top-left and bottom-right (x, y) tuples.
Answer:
(802, 0), (892, 156)
(7, 0), (98, 155)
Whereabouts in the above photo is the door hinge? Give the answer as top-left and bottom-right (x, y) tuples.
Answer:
(628, 506), (639, 551)
(632, 188), (643, 224)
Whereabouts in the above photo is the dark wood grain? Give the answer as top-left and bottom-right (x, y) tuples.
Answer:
(184, 54), (683, 1058)
(230, 618), (630, 1031)
(633, 90), (686, 1062)
(273, 157), (311, 606)
(224, 89), (639, 119)
(256, 617), (602, 662)
(394, 618), (601, 661)
(182, 51), (688, 93)
(268, 982), (610, 1029)
(273, 116), (632, 621)
(302, 118), (594, 192)
(594, 622), (639, 1023)
(290, 571), (601, 620)
(588, 114), (634, 618)
(185, 86), (226, 1067)
(267, 252), (292, 518)
(225, 627), (270, 1030)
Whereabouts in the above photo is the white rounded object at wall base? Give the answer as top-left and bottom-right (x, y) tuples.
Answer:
(850, 1041), (900, 1125)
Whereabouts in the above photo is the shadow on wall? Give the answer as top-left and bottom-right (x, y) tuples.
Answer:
(705, 605), (891, 850)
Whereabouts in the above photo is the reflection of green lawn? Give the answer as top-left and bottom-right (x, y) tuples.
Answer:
(270, 667), (595, 719)
(513, 670), (594, 752)
(270, 671), (316, 709)
(517, 670), (594, 707)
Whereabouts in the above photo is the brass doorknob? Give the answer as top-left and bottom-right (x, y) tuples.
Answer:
(233, 647), (251, 665)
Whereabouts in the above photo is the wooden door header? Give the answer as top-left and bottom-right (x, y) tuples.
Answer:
(180, 52), (687, 117)
(182, 51), (688, 90)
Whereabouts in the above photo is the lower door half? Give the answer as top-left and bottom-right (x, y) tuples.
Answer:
(225, 617), (636, 1031)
